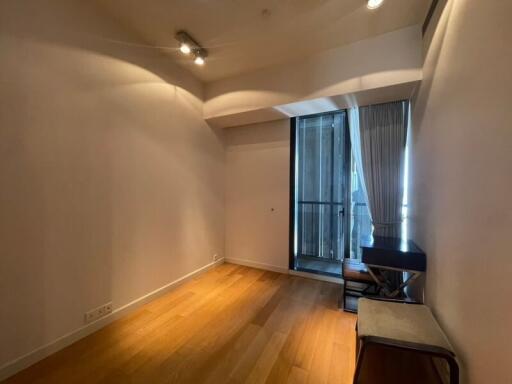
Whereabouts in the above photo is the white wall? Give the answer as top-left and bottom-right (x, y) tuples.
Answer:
(410, 1), (512, 383)
(224, 120), (290, 272)
(0, 0), (224, 371)
(205, 25), (423, 120)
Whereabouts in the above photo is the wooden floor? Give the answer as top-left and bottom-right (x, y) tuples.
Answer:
(4, 263), (357, 384)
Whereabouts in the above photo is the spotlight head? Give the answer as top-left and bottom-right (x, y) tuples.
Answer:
(367, 0), (384, 9)
(194, 54), (205, 66)
(180, 43), (191, 54)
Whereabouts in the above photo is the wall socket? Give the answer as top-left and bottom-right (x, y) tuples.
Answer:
(84, 302), (112, 324)
(213, 253), (222, 261)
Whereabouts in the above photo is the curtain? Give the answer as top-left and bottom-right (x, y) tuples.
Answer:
(348, 107), (371, 217)
(358, 100), (409, 238)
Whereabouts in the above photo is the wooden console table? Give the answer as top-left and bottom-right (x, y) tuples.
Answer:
(361, 236), (426, 300)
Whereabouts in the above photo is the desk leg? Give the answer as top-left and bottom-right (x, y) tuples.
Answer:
(366, 267), (388, 295)
(389, 271), (421, 298)
(367, 267), (423, 299)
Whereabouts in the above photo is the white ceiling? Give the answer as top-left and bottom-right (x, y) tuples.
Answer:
(96, 0), (431, 82)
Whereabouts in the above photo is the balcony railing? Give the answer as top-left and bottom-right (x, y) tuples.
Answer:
(296, 201), (373, 262)
(297, 201), (344, 261)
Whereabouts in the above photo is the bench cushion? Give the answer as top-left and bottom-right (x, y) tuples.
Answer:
(357, 298), (454, 353)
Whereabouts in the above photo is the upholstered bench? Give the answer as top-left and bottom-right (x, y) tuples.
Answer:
(354, 298), (459, 384)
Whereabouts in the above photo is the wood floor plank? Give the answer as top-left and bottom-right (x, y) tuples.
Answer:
(2, 264), (358, 384)
(201, 323), (263, 384)
(245, 332), (287, 384)
(307, 307), (340, 384)
(287, 367), (309, 384)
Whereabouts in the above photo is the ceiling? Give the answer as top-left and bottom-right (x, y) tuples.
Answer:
(95, 0), (431, 82)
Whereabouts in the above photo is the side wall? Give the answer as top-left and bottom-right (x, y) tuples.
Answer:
(224, 120), (290, 272)
(0, 0), (225, 373)
(410, 1), (512, 382)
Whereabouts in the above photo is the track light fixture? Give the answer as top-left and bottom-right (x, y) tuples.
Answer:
(175, 30), (208, 65)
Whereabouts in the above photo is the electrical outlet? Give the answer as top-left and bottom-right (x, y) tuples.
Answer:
(84, 302), (113, 324)
(213, 253), (221, 261)
(84, 311), (96, 323)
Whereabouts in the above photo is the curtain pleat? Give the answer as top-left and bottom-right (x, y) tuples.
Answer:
(349, 107), (371, 220)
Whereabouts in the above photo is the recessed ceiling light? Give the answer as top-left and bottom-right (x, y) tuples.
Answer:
(367, 0), (384, 9)
(179, 43), (191, 54)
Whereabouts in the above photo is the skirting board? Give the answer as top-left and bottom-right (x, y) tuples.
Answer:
(289, 269), (343, 284)
(224, 257), (289, 274)
(225, 257), (343, 284)
(0, 258), (225, 382)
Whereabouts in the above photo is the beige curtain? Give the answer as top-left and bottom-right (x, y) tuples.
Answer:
(358, 100), (409, 238)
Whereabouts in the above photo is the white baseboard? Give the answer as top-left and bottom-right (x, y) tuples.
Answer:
(0, 258), (225, 382)
(289, 269), (343, 284)
(224, 257), (289, 274)
(225, 258), (343, 285)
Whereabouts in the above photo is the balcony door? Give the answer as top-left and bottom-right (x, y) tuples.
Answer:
(290, 111), (350, 277)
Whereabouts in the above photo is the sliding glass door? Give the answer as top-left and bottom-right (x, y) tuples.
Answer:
(290, 111), (350, 277)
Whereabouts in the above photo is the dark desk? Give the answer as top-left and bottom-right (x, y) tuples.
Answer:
(361, 236), (426, 299)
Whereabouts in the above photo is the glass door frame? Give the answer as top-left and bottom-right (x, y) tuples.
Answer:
(289, 111), (352, 276)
